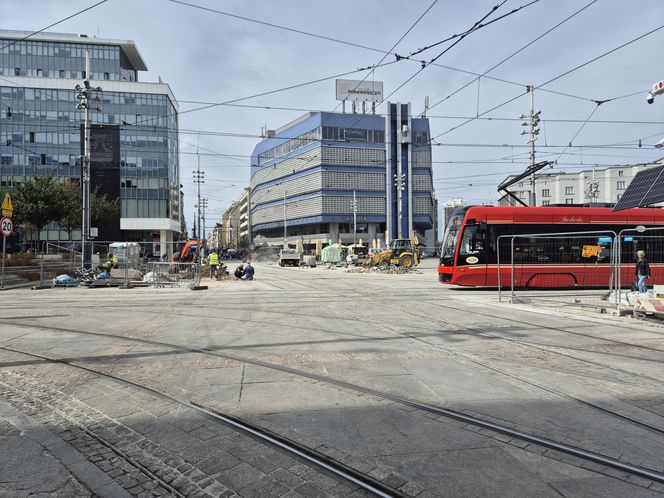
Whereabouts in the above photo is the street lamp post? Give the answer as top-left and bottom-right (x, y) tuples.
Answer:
(351, 191), (357, 246)
(283, 189), (287, 249)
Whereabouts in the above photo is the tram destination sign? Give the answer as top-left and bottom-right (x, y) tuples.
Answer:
(336, 79), (383, 102)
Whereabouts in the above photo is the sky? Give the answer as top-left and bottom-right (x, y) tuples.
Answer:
(4, 0), (664, 235)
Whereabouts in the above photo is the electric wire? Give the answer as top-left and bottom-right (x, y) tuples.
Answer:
(425, 0), (598, 114)
(0, 0), (110, 52)
(330, 0), (439, 113)
(431, 21), (664, 140)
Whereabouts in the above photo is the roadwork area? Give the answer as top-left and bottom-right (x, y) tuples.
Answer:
(1, 258), (663, 497)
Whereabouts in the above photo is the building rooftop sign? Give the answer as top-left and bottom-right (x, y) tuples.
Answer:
(336, 79), (383, 102)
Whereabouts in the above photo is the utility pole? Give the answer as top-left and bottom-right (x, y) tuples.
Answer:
(520, 85), (541, 207)
(351, 191), (357, 246)
(192, 148), (204, 241)
(75, 51), (101, 269)
(283, 189), (287, 249)
(394, 173), (406, 238)
(200, 198), (208, 241)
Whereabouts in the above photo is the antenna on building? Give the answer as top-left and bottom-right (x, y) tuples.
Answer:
(422, 96), (429, 118)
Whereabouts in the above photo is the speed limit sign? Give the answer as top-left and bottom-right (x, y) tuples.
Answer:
(1, 217), (13, 237)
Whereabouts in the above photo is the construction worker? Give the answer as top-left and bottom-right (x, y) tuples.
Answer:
(109, 253), (118, 268)
(208, 250), (219, 278)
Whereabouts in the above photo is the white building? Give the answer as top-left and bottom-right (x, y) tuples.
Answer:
(499, 161), (663, 207)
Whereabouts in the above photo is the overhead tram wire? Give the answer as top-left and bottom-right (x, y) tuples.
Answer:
(431, 21), (664, 141)
(125, 1), (595, 131)
(127, 60), (400, 129)
(424, 0), (599, 114)
(342, 1), (512, 132)
(330, 0), (439, 113)
(0, 0), (110, 52)
(164, 0), (564, 100)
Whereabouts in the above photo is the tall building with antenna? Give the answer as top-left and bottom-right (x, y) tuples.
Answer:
(0, 29), (180, 255)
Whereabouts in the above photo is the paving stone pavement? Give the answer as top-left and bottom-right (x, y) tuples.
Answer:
(2, 260), (664, 497)
(0, 369), (374, 497)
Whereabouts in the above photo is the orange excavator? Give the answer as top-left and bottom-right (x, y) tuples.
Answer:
(172, 239), (205, 263)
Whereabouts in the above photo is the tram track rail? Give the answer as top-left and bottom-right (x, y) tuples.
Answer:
(326, 298), (664, 434)
(0, 345), (403, 498)
(2, 320), (664, 485)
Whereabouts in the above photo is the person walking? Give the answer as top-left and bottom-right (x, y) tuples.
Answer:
(636, 250), (651, 294)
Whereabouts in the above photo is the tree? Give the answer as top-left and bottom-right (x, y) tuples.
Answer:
(90, 187), (120, 228)
(12, 174), (66, 248)
(59, 183), (120, 241)
(59, 180), (83, 242)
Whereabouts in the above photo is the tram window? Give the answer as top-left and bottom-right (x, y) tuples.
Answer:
(459, 225), (484, 256)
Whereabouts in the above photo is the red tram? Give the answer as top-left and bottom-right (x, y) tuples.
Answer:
(438, 206), (664, 288)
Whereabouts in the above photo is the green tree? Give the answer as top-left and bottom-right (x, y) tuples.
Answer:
(59, 180), (83, 241)
(12, 174), (66, 248)
(59, 183), (120, 240)
(90, 187), (120, 229)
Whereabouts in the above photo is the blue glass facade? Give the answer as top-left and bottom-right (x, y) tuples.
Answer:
(0, 31), (180, 242)
(249, 105), (435, 248)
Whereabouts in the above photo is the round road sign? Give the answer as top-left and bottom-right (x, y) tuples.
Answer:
(1, 217), (13, 237)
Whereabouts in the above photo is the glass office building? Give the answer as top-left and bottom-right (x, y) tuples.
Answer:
(250, 103), (437, 250)
(0, 30), (180, 250)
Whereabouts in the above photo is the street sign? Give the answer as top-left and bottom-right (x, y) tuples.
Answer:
(1, 217), (12, 237)
(1, 192), (13, 218)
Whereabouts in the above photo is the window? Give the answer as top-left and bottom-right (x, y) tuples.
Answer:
(565, 198), (574, 204)
(617, 180), (626, 190)
(103, 72), (110, 80)
(617, 193), (622, 201)
(542, 189), (550, 197)
(618, 170), (624, 177)
(542, 200), (550, 206)
(59, 70), (65, 78)
(14, 68), (20, 76)
(565, 186), (574, 195)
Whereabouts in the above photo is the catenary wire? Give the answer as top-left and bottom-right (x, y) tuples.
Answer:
(431, 21), (664, 141)
(424, 0), (598, 114)
(330, 0), (439, 113)
(0, 0), (110, 52)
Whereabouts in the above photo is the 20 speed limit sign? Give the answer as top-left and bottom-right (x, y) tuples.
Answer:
(1, 217), (13, 236)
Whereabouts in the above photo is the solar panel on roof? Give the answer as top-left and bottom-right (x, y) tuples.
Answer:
(612, 164), (664, 211)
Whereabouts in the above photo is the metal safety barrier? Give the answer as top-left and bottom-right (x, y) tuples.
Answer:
(498, 230), (617, 306)
(145, 262), (201, 289)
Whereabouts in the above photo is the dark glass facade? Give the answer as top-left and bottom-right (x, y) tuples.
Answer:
(0, 31), (180, 242)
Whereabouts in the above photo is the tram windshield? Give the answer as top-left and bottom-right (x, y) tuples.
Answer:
(440, 215), (463, 266)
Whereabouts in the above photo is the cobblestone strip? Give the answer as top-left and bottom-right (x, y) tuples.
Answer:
(0, 374), (187, 497)
(0, 370), (369, 497)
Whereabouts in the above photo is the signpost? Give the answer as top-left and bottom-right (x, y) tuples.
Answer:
(1, 192), (13, 289)
(1, 192), (13, 218)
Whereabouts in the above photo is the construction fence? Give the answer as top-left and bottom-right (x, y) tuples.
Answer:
(497, 228), (664, 309)
(0, 240), (206, 290)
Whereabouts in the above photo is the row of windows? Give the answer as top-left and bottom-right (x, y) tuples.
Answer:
(322, 126), (385, 143)
(1, 87), (169, 106)
(541, 180), (627, 198)
(0, 67), (118, 80)
(0, 40), (121, 61)
(257, 127), (321, 165)
(121, 199), (168, 218)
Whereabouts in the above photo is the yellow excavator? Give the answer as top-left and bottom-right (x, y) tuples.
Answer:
(369, 237), (420, 269)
